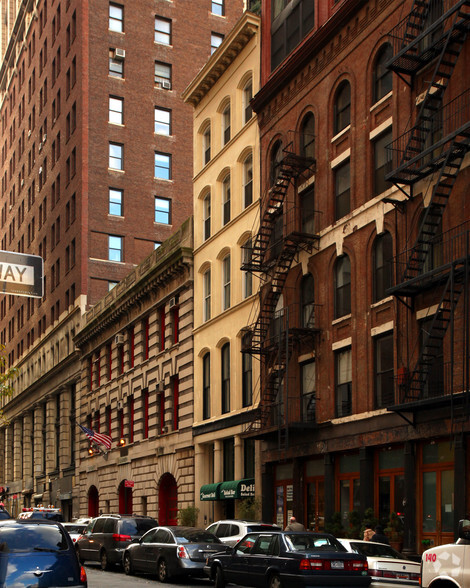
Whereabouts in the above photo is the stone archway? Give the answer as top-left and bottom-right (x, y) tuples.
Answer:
(158, 473), (178, 525)
(118, 480), (133, 515)
(88, 485), (99, 517)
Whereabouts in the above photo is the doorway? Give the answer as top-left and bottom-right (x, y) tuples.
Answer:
(159, 473), (178, 525)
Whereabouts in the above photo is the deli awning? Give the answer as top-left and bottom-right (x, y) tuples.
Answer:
(200, 483), (221, 501)
(219, 478), (255, 500)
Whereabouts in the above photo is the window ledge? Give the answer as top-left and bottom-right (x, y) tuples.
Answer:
(331, 125), (350, 144)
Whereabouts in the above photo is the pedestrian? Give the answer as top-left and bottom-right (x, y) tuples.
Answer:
(284, 516), (305, 531)
(363, 523), (374, 541)
(371, 525), (389, 545)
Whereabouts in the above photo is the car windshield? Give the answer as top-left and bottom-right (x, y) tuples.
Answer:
(64, 524), (86, 534)
(174, 530), (222, 544)
(349, 542), (405, 559)
(285, 534), (346, 552)
(120, 518), (158, 536)
(0, 524), (68, 552)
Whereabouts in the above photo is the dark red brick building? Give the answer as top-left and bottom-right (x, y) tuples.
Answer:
(246, 0), (470, 554)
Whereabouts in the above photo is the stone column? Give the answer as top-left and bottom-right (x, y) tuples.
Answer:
(403, 441), (417, 556)
(234, 435), (243, 481)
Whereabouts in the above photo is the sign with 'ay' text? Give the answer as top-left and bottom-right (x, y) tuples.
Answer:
(0, 250), (43, 298)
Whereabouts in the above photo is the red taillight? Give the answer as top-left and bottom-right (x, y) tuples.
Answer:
(350, 560), (368, 572)
(300, 559), (367, 572)
(177, 545), (189, 559)
(300, 559), (329, 570)
(112, 533), (132, 542)
(80, 565), (87, 584)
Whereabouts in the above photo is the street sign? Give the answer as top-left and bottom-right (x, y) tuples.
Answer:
(0, 250), (43, 298)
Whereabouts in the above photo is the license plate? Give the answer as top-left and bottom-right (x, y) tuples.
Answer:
(331, 561), (344, 569)
(397, 573), (409, 579)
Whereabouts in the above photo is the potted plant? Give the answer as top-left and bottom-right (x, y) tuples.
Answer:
(178, 505), (199, 527)
(385, 512), (404, 551)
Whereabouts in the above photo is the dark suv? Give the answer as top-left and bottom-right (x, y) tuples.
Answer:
(76, 514), (158, 570)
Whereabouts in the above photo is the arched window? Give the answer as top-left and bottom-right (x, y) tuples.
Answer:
(222, 102), (231, 145)
(203, 191), (211, 241)
(373, 44), (392, 103)
(243, 154), (253, 208)
(373, 232), (393, 302)
(334, 254), (351, 318)
(243, 77), (253, 123)
(203, 268), (211, 322)
(221, 343), (230, 414)
(270, 140), (283, 185)
(301, 273), (315, 328)
(203, 124), (211, 165)
(222, 174), (231, 225)
(300, 112), (315, 159)
(334, 81), (351, 135)
(222, 254), (231, 310)
(202, 352), (210, 420)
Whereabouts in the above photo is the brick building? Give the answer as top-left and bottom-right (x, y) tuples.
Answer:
(0, 0), (243, 518)
(247, 0), (470, 554)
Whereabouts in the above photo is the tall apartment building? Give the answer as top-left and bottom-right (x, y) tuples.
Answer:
(247, 0), (470, 554)
(0, 0), (243, 518)
(183, 10), (261, 525)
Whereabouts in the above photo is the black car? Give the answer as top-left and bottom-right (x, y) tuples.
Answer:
(204, 531), (371, 588)
(0, 518), (87, 587)
(75, 513), (158, 570)
(123, 525), (230, 582)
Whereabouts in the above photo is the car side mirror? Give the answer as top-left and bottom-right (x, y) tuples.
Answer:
(458, 519), (470, 541)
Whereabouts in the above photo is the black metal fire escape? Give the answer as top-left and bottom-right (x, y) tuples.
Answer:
(385, 0), (470, 417)
(241, 135), (318, 444)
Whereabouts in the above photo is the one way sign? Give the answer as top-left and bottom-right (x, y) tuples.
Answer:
(0, 250), (43, 298)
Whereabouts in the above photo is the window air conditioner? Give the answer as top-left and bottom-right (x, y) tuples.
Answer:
(169, 295), (178, 309)
(115, 333), (124, 346)
(42, 134), (47, 143)
(161, 80), (171, 90)
(114, 48), (126, 60)
(38, 166), (43, 174)
(21, 179), (24, 187)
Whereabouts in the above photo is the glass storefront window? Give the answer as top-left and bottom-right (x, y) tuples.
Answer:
(423, 441), (454, 464)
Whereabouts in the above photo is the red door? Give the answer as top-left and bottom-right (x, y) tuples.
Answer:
(118, 481), (133, 514)
(159, 474), (178, 525)
(88, 486), (99, 517)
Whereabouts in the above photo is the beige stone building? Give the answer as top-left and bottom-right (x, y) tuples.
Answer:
(183, 11), (261, 526)
(74, 218), (194, 522)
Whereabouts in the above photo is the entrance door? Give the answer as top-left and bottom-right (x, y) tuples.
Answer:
(306, 479), (324, 531)
(118, 482), (133, 514)
(159, 473), (178, 525)
(88, 486), (99, 517)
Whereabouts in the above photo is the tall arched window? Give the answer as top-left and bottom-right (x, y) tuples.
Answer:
(203, 268), (211, 322)
(334, 254), (351, 318)
(221, 343), (230, 414)
(373, 44), (392, 103)
(222, 102), (231, 145)
(243, 154), (253, 208)
(222, 174), (231, 226)
(334, 81), (351, 135)
(222, 254), (231, 310)
(270, 140), (283, 186)
(242, 237), (253, 298)
(203, 124), (211, 165)
(300, 112), (315, 159)
(242, 332), (253, 407)
(243, 77), (253, 123)
(203, 192), (211, 241)
(373, 232), (393, 302)
(202, 352), (210, 420)
(301, 273), (315, 328)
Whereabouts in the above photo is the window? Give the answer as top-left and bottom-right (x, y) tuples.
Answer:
(375, 332), (394, 408)
(300, 185), (315, 234)
(374, 129), (393, 196)
(203, 353), (210, 420)
(154, 107), (171, 135)
(334, 160), (350, 220)
(301, 360), (316, 422)
(373, 232), (393, 302)
(300, 112), (315, 159)
(222, 103), (231, 144)
(334, 81), (351, 135)
(203, 125), (211, 165)
(373, 44), (393, 103)
(301, 273), (315, 328)
(334, 254), (351, 318)
(155, 196), (171, 224)
(109, 188), (123, 216)
(143, 388), (149, 438)
(155, 61), (171, 88)
(222, 174), (231, 225)
(172, 376), (179, 431)
(109, 3), (123, 32)
(212, 0), (224, 16)
(243, 78), (253, 123)
(242, 332), (252, 407)
(211, 33), (224, 54)
(203, 269), (211, 322)
(242, 238), (253, 298)
(109, 96), (123, 125)
(108, 281), (118, 291)
(155, 17), (171, 45)
(222, 254), (231, 310)
(108, 235), (122, 262)
(271, 0), (315, 71)
(171, 303), (179, 344)
(335, 347), (352, 417)
(243, 154), (253, 208)
(203, 192), (211, 241)
(109, 142), (123, 170)
(154, 152), (171, 180)
(129, 327), (135, 368)
(109, 49), (124, 78)
(270, 140), (283, 185)
(158, 306), (165, 351)
(221, 342), (230, 413)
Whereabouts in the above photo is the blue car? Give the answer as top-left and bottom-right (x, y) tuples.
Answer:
(0, 519), (87, 587)
(204, 531), (371, 588)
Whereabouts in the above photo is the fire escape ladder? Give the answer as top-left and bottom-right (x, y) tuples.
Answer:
(402, 270), (463, 403)
(400, 0), (431, 51)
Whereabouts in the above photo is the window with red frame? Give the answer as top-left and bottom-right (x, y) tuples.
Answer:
(172, 376), (179, 431)
(129, 326), (135, 368)
(107, 342), (112, 380)
(143, 388), (149, 438)
(118, 408), (124, 439)
(171, 306), (179, 344)
(159, 307), (165, 351)
(143, 317), (149, 360)
(106, 405), (112, 436)
(128, 395), (134, 443)
(158, 387), (165, 434)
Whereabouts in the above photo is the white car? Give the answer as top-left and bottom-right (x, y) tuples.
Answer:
(339, 538), (420, 587)
(62, 522), (87, 543)
(205, 519), (279, 547)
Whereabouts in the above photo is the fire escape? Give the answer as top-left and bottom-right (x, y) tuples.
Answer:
(241, 133), (318, 448)
(385, 0), (470, 427)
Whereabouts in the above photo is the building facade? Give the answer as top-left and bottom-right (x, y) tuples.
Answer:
(0, 0), (243, 518)
(249, 0), (470, 554)
(183, 10), (262, 526)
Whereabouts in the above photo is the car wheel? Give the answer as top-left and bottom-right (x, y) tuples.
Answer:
(214, 565), (226, 588)
(123, 553), (133, 576)
(158, 558), (170, 583)
(268, 573), (283, 588)
(100, 549), (110, 571)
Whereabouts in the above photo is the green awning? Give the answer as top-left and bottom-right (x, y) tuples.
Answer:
(200, 483), (221, 501)
(219, 478), (255, 500)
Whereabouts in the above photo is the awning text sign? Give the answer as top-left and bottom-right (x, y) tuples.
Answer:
(0, 250), (43, 298)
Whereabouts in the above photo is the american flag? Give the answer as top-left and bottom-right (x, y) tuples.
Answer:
(78, 424), (112, 450)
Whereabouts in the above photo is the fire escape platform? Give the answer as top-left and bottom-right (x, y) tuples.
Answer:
(387, 389), (470, 414)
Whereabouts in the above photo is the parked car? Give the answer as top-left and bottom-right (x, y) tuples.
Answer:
(204, 530), (371, 587)
(63, 522), (87, 543)
(0, 507), (11, 520)
(338, 538), (420, 587)
(17, 506), (64, 521)
(206, 519), (280, 547)
(75, 513), (158, 570)
(123, 525), (229, 582)
(0, 518), (87, 587)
